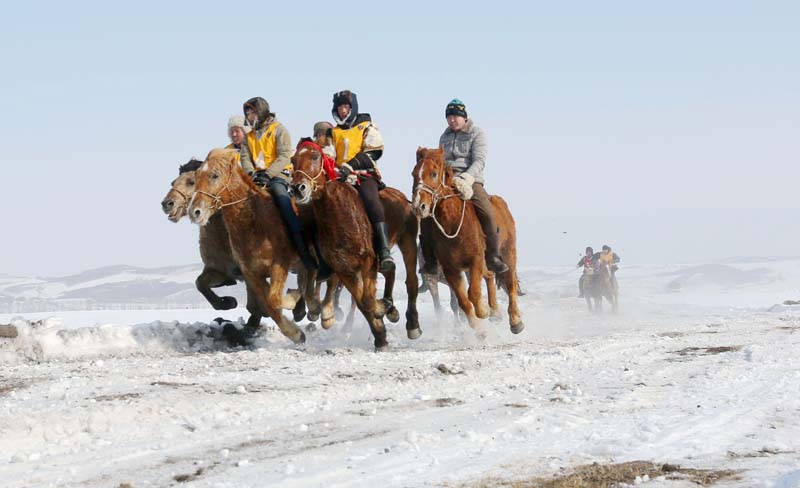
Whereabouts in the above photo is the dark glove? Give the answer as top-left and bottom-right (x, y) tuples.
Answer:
(337, 163), (354, 182)
(252, 170), (270, 187)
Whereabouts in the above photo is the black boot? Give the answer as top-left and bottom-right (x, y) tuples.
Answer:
(290, 232), (318, 272)
(373, 222), (395, 273)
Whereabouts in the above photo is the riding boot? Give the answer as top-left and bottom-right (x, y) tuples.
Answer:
(373, 222), (395, 273)
(312, 233), (331, 282)
(483, 225), (509, 274)
(419, 218), (438, 275)
(290, 232), (319, 272)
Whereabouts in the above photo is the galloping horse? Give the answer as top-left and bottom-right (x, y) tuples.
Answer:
(290, 140), (421, 350)
(412, 147), (523, 335)
(161, 159), (262, 332)
(188, 148), (317, 344)
(585, 263), (618, 313)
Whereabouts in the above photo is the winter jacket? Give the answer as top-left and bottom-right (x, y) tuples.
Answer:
(439, 119), (488, 184)
(225, 143), (242, 165)
(239, 119), (293, 181)
(332, 113), (384, 172)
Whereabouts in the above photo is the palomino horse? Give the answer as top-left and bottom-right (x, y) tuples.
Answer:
(584, 263), (618, 313)
(161, 160), (263, 332)
(188, 148), (317, 344)
(290, 140), (421, 350)
(412, 147), (523, 335)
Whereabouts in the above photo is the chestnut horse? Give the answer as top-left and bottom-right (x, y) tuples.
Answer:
(412, 147), (523, 335)
(290, 141), (421, 350)
(188, 148), (316, 344)
(161, 160), (263, 332)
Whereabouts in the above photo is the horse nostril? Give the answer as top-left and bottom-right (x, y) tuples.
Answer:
(166, 201), (174, 208)
(299, 184), (307, 193)
(193, 209), (201, 218)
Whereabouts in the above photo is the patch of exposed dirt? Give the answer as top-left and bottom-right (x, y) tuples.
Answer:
(452, 461), (739, 488)
(92, 392), (143, 402)
(727, 447), (795, 458)
(668, 345), (742, 361)
(0, 379), (31, 396)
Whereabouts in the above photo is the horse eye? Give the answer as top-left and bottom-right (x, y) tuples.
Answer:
(311, 153), (320, 161)
(188, 179), (195, 185)
(212, 172), (219, 179)
(432, 171), (438, 179)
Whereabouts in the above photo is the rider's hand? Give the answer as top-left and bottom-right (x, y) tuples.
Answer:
(452, 173), (475, 200)
(252, 170), (270, 187)
(337, 163), (354, 181)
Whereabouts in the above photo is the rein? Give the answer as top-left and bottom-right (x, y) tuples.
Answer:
(415, 165), (467, 239)
(194, 163), (248, 211)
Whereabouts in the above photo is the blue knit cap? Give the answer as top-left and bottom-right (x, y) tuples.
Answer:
(445, 98), (467, 118)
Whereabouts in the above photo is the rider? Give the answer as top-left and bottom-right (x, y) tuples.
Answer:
(239, 96), (318, 272)
(329, 89), (395, 273)
(576, 246), (595, 298)
(599, 244), (621, 275)
(226, 115), (249, 164)
(312, 121), (336, 160)
(421, 99), (509, 275)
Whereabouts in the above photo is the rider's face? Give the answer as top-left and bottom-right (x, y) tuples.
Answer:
(245, 107), (257, 125)
(337, 103), (351, 120)
(447, 114), (467, 132)
(229, 127), (245, 146)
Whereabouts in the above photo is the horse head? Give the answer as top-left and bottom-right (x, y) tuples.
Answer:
(161, 159), (202, 222)
(412, 146), (453, 219)
(188, 148), (247, 226)
(291, 139), (329, 205)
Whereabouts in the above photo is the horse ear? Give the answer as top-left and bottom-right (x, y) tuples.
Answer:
(416, 147), (426, 162)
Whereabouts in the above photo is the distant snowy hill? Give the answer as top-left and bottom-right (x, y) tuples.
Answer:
(0, 264), (248, 313)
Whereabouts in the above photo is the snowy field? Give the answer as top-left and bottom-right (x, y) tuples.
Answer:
(2, 259), (800, 487)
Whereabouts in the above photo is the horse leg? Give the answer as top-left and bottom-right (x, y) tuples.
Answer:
(300, 268), (322, 322)
(320, 275), (338, 329)
(334, 283), (345, 321)
(485, 271), (503, 323)
(244, 284), (263, 331)
(399, 234), (421, 339)
(362, 268), (388, 351)
(502, 268), (524, 334)
(444, 267), (484, 337)
(468, 266), (490, 319)
(196, 267), (237, 310)
(263, 265), (305, 344)
(380, 258), (400, 324)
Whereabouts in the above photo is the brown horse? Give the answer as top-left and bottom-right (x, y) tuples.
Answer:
(585, 263), (618, 313)
(161, 161), (263, 332)
(290, 142), (421, 350)
(188, 148), (316, 344)
(412, 147), (523, 335)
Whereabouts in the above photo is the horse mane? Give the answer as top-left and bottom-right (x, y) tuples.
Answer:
(179, 158), (204, 174)
(205, 148), (267, 196)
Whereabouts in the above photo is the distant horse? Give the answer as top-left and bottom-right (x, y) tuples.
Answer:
(412, 147), (523, 335)
(188, 148), (317, 345)
(160, 160), (262, 331)
(291, 141), (421, 350)
(584, 263), (618, 313)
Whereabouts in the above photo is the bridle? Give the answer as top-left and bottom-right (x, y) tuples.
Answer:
(293, 146), (327, 194)
(414, 159), (467, 239)
(193, 161), (248, 211)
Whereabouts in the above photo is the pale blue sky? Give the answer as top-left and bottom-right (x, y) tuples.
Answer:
(1, 1), (798, 276)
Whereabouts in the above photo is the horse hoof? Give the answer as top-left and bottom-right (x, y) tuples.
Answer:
(510, 322), (525, 335)
(218, 296), (238, 310)
(307, 311), (321, 322)
(321, 316), (335, 330)
(374, 344), (389, 352)
(407, 327), (422, 340)
(292, 307), (307, 323)
(294, 330), (306, 344)
(387, 306), (400, 324)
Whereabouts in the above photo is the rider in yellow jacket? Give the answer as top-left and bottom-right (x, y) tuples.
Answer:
(239, 97), (318, 272)
(329, 90), (395, 273)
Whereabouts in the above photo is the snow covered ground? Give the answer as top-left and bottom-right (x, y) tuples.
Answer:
(2, 259), (800, 487)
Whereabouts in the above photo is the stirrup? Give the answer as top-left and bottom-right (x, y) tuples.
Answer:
(486, 256), (509, 274)
(379, 255), (395, 273)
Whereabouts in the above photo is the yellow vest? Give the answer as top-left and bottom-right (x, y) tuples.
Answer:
(600, 252), (614, 264)
(225, 143), (242, 164)
(245, 122), (281, 170)
(332, 122), (371, 165)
